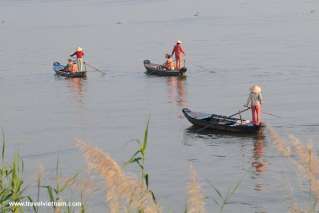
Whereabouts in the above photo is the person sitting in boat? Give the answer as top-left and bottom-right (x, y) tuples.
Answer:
(244, 85), (263, 126)
(65, 59), (78, 73)
(163, 54), (175, 70)
(171, 40), (185, 70)
(70, 47), (84, 71)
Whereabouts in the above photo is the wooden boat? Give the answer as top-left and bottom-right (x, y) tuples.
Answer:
(144, 60), (187, 76)
(182, 108), (265, 134)
(53, 61), (87, 78)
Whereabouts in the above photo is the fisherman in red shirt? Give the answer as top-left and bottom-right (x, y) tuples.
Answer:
(171, 40), (185, 70)
(70, 47), (85, 71)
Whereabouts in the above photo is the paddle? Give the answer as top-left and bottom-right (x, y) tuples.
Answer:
(262, 111), (281, 118)
(243, 105), (281, 118)
(84, 62), (106, 75)
(195, 107), (250, 133)
(227, 107), (250, 118)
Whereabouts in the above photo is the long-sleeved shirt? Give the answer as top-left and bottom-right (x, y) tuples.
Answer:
(171, 44), (185, 58)
(246, 92), (262, 106)
(70, 50), (84, 59)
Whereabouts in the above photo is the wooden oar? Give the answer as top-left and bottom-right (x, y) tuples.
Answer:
(227, 107), (250, 118)
(262, 111), (281, 118)
(85, 62), (106, 75)
(196, 107), (250, 133)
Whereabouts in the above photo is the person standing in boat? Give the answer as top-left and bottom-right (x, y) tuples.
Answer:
(245, 85), (263, 126)
(163, 54), (176, 70)
(171, 40), (185, 70)
(70, 47), (85, 71)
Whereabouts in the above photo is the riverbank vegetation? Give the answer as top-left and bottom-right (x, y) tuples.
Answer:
(1, 126), (318, 212)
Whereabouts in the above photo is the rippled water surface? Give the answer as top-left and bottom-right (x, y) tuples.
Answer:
(0, 0), (319, 212)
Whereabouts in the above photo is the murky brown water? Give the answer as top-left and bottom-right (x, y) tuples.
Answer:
(0, 0), (319, 212)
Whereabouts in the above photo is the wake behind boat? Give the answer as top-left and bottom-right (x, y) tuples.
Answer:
(144, 60), (187, 76)
(182, 108), (265, 134)
(53, 61), (87, 78)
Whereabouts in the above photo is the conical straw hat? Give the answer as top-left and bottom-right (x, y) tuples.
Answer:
(250, 85), (261, 94)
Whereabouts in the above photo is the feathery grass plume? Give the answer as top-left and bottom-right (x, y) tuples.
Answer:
(268, 128), (319, 210)
(71, 175), (99, 213)
(283, 172), (313, 213)
(289, 203), (307, 213)
(34, 163), (45, 202)
(75, 140), (160, 213)
(56, 175), (78, 190)
(42, 156), (79, 213)
(289, 136), (319, 177)
(288, 136), (319, 202)
(288, 201), (316, 213)
(72, 175), (98, 199)
(268, 127), (291, 157)
(186, 164), (205, 213)
(288, 202), (317, 213)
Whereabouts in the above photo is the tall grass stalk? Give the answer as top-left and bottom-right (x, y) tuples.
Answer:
(0, 134), (36, 213)
(35, 164), (45, 202)
(125, 120), (149, 182)
(125, 120), (157, 202)
(269, 128), (319, 211)
(207, 178), (242, 213)
(73, 176), (97, 213)
(42, 156), (79, 212)
(1, 128), (5, 162)
(186, 165), (205, 213)
(75, 140), (160, 213)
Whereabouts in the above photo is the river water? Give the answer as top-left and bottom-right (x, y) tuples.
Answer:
(0, 0), (319, 212)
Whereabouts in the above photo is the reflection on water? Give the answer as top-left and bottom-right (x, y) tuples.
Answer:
(67, 78), (87, 105)
(166, 76), (187, 108)
(252, 135), (267, 174)
(252, 135), (267, 192)
(182, 128), (270, 211)
(2, 0), (318, 211)
(183, 127), (268, 188)
(54, 75), (87, 106)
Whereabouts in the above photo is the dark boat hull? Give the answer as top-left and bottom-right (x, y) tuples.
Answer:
(144, 60), (187, 76)
(182, 108), (265, 134)
(53, 62), (87, 78)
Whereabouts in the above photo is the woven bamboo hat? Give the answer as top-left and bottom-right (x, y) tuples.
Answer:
(250, 85), (262, 94)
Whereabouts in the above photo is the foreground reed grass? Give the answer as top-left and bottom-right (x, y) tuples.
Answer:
(0, 130), (86, 213)
(186, 165), (205, 213)
(269, 128), (319, 212)
(0, 122), (243, 212)
(125, 120), (157, 202)
(210, 180), (242, 213)
(0, 130), (35, 213)
(5, 123), (302, 212)
(75, 140), (160, 213)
